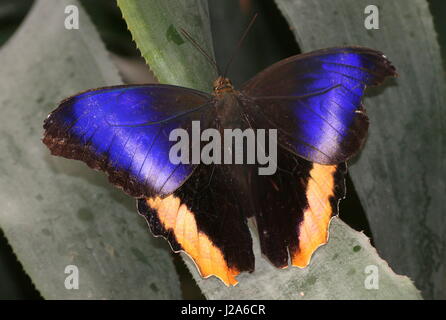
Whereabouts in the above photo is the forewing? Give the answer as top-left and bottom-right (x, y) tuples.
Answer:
(43, 84), (212, 198)
(242, 47), (397, 164)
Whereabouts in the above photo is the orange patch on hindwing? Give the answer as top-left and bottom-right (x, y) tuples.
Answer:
(291, 164), (337, 267)
(146, 196), (240, 286)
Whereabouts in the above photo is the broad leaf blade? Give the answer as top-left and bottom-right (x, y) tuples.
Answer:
(187, 218), (420, 299)
(0, 0), (181, 299)
(117, 0), (216, 92)
(275, 0), (446, 299)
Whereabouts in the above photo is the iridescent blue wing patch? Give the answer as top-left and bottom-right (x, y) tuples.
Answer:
(43, 84), (212, 198)
(242, 46), (397, 164)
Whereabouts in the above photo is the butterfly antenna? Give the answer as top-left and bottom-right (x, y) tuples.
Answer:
(223, 13), (258, 78)
(180, 28), (221, 75)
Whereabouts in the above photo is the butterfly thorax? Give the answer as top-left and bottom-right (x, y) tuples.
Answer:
(211, 76), (245, 130)
(214, 90), (246, 132)
(213, 76), (235, 96)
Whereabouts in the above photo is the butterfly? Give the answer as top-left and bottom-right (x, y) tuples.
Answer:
(43, 45), (396, 286)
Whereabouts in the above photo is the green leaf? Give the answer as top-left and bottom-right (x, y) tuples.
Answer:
(275, 0), (446, 299)
(119, 0), (421, 299)
(117, 0), (216, 92)
(186, 218), (421, 299)
(0, 0), (181, 299)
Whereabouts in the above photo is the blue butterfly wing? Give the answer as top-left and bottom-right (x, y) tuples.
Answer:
(242, 46), (397, 164)
(43, 84), (213, 198)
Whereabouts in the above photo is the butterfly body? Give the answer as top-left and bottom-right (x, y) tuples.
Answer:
(43, 46), (397, 286)
(214, 91), (245, 130)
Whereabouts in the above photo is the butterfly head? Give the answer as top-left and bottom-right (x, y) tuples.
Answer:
(213, 76), (235, 96)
